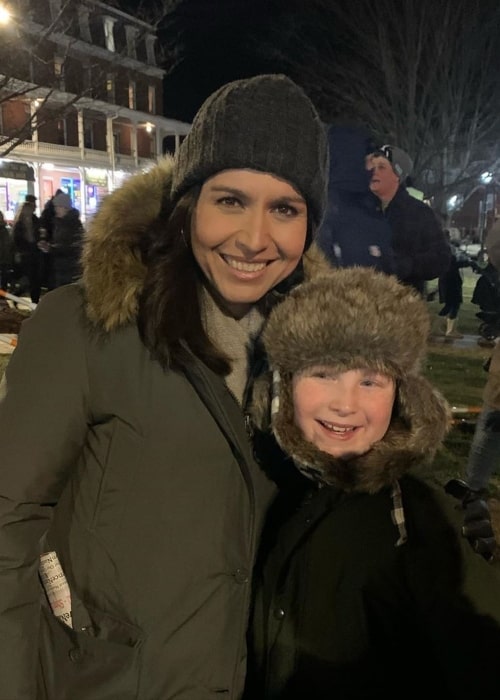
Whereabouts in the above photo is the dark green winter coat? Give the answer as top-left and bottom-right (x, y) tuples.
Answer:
(0, 160), (281, 700)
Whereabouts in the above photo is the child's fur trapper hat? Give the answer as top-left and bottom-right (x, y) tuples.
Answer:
(253, 267), (451, 493)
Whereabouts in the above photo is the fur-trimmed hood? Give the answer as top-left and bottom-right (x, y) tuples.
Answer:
(81, 157), (331, 332)
(251, 267), (452, 494)
(81, 157), (175, 331)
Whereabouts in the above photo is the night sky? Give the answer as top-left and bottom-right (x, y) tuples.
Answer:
(118, 0), (319, 123)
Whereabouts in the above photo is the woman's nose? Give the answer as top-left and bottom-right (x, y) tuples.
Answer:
(235, 208), (269, 253)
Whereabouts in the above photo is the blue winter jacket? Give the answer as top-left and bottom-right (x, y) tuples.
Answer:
(315, 125), (394, 272)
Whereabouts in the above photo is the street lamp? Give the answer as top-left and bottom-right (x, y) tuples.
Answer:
(0, 5), (11, 25)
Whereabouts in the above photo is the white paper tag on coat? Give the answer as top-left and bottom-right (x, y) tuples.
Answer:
(39, 551), (73, 628)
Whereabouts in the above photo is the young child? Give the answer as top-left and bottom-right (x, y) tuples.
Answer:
(247, 267), (500, 700)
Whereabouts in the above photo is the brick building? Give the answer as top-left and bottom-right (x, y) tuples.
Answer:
(0, 0), (190, 222)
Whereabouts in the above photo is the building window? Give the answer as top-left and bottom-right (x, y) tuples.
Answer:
(78, 6), (92, 43)
(82, 60), (92, 96)
(148, 85), (156, 114)
(103, 16), (116, 53)
(128, 81), (136, 110)
(84, 123), (94, 149)
(145, 34), (156, 66)
(57, 118), (67, 145)
(106, 74), (115, 104)
(54, 56), (65, 91)
(125, 26), (138, 60)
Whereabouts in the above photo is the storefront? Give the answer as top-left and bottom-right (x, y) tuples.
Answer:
(38, 164), (82, 212)
(0, 161), (35, 223)
(84, 168), (110, 217)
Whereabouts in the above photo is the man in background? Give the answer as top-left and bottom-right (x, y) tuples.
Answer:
(315, 125), (393, 273)
(368, 144), (451, 295)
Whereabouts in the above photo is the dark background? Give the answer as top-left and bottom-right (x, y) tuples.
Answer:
(114, 0), (500, 211)
(117, 0), (319, 122)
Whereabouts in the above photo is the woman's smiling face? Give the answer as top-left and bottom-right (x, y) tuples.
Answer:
(191, 169), (308, 318)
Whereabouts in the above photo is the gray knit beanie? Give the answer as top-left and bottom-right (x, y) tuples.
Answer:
(379, 144), (413, 183)
(171, 74), (328, 227)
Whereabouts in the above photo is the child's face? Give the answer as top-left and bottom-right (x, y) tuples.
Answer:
(292, 366), (396, 459)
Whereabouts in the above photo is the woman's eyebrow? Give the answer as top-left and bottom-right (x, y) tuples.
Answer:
(208, 185), (247, 197)
(208, 185), (305, 205)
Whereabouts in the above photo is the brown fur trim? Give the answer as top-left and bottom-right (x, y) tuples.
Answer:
(82, 157), (175, 331)
(302, 242), (334, 280)
(271, 375), (451, 493)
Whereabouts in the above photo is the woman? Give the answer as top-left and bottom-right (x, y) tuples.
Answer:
(0, 74), (328, 700)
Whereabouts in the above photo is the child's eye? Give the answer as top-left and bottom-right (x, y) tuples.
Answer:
(312, 370), (336, 380)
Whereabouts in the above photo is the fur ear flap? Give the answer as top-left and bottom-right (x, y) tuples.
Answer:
(249, 371), (273, 432)
(302, 242), (334, 281)
(396, 374), (452, 460)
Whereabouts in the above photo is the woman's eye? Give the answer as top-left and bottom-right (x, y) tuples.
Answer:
(274, 204), (298, 217)
(217, 196), (240, 207)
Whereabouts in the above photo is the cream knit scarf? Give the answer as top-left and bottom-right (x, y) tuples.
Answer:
(201, 288), (264, 405)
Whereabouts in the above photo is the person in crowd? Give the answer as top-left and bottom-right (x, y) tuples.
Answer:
(437, 229), (479, 339)
(0, 74), (328, 700)
(315, 124), (393, 272)
(367, 144), (451, 295)
(11, 194), (42, 303)
(464, 221), (500, 494)
(39, 188), (64, 240)
(246, 267), (500, 700)
(38, 188), (64, 288)
(471, 238), (500, 345)
(0, 210), (13, 291)
(38, 191), (84, 288)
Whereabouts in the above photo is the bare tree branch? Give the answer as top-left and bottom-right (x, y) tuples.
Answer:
(251, 0), (500, 209)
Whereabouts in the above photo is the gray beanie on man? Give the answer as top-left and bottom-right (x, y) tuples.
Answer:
(380, 144), (413, 183)
(171, 74), (328, 227)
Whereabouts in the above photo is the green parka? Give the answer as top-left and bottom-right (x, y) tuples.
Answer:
(0, 160), (282, 700)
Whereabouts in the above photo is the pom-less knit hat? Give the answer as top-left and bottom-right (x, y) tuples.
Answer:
(377, 144), (413, 183)
(171, 74), (328, 227)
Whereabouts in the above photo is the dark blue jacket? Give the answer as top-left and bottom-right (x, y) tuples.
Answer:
(315, 125), (394, 273)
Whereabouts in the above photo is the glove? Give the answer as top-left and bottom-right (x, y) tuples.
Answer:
(484, 410), (500, 432)
(444, 479), (497, 562)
